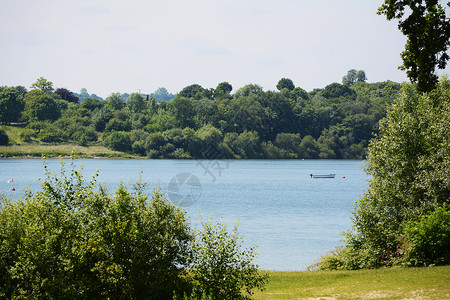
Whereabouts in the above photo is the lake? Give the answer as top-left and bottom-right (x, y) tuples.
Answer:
(0, 158), (369, 270)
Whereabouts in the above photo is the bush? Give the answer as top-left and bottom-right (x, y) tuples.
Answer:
(309, 246), (375, 271)
(0, 160), (192, 299)
(188, 221), (269, 300)
(0, 129), (8, 145)
(104, 131), (132, 152)
(401, 204), (450, 266)
(19, 128), (37, 143)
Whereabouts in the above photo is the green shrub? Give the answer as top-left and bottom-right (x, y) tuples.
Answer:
(104, 131), (132, 152)
(189, 221), (269, 300)
(401, 204), (450, 266)
(0, 160), (192, 299)
(19, 128), (37, 143)
(309, 246), (375, 271)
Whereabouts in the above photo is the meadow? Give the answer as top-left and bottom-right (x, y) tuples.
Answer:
(255, 266), (450, 299)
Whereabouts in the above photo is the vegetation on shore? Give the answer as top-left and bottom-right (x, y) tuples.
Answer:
(1, 73), (402, 160)
(313, 78), (450, 270)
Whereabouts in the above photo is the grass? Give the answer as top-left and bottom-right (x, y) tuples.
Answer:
(0, 144), (136, 158)
(254, 266), (450, 299)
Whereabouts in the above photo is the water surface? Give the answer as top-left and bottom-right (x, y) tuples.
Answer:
(0, 159), (368, 270)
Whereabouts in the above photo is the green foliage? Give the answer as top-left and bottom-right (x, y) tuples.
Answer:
(26, 93), (61, 122)
(189, 221), (270, 300)
(342, 69), (367, 86)
(378, 0), (450, 92)
(0, 160), (193, 299)
(178, 84), (205, 99)
(309, 246), (374, 271)
(104, 131), (132, 152)
(81, 97), (104, 111)
(106, 92), (126, 110)
(10, 77), (403, 160)
(214, 82), (232, 99)
(321, 83), (356, 100)
(126, 93), (146, 113)
(276, 78), (295, 91)
(0, 86), (25, 124)
(315, 78), (450, 270)
(0, 129), (8, 145)
(402, 204), (450, 267)
(30, 77), (54, 94)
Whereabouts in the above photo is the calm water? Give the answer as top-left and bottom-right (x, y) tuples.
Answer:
(0, 159), (368, 270)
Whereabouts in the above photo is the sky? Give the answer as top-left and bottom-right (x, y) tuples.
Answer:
(0, 0), (448, 98)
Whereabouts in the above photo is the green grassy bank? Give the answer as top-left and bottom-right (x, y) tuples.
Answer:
(0, 144), (136, 158)
(255, 266), (450, 299)
(0, 124), (136, 158)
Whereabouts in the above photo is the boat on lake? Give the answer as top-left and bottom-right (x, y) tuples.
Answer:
(310, 174), (336, 178)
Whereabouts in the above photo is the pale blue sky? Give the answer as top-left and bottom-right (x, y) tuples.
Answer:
(1, 0), (448, 98)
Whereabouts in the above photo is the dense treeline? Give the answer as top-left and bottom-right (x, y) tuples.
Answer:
(0, 74), (401, 159)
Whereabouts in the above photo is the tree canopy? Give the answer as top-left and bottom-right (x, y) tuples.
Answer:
(378, 0), (450, 92)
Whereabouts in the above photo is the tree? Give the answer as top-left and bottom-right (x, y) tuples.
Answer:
(54, 88), (79, 103)
(152, 87), (175, 101)
(214, 82), (233, 99)
(0, 86), (25, 124)
(106, 92), (125, 110)
(378, 0), (450, 92)
(290, 87), (309, 101)
(30, 77), (54, 94)
(349, 78), (450, 267)
(178, 84), (204, 99)
(104, 131), (132, 151)
(276, 78), (295, 91)
(356, 70), (367, 83)
(26, 93), (61, 121)
(80, 97), (104, 111)
(126, 93), (146, 113)
(322, 82), (356, 99)
(169, 97), (197, 129)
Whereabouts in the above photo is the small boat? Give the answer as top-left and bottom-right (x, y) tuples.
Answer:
(310, 174), (336, 178)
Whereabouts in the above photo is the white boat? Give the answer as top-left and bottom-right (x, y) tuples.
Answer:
(310, 174), (336, 178)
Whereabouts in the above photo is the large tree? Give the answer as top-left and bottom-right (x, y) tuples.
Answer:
(350, 78), (450, 266)
(26, 93), (61, 121)
(0, 86), (25, 124)
(378, 0), (450, 92)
